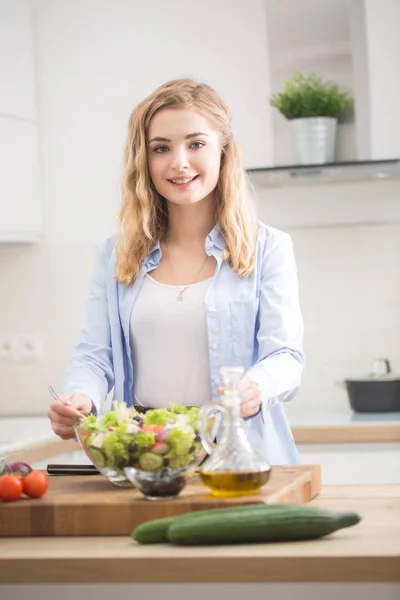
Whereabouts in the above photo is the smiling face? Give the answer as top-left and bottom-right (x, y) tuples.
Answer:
(147, 107), (222, 207)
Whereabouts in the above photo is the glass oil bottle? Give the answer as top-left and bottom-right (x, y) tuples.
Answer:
(198, 366), (271, 497)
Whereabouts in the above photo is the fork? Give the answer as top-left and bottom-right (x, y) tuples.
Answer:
(48, 385), (86, 420)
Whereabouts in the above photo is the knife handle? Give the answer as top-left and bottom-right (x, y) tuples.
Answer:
(47, 464), (100, 475)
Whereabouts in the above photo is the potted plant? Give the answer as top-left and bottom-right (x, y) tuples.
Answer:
(270, 71), (353, 165)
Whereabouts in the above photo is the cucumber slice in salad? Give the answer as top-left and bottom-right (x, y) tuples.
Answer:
(86, 446), (107, 468)
(139, 452), (164, 472)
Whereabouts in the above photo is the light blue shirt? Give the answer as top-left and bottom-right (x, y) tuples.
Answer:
(61, 222), (305, 465)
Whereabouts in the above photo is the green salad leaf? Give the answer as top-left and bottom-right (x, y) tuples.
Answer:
(102, 432), (132, 467)
(134, 431), (156, 451)
(143, 408), (171, 426)
(166, 427), (195, 456)
(80, 413), (97, 430)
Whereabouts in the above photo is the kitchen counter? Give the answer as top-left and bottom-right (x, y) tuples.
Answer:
(0, 416), (78, 465)
(0, 416), (53, 453)
(0, 484), (399, 583)
(287, 409), (400, 443)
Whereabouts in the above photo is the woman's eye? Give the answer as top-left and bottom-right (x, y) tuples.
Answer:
(154, 146), (168, 153)
(190, 141), (205, 149)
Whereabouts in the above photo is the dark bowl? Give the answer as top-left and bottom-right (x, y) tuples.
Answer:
(123, 464), (200, 500)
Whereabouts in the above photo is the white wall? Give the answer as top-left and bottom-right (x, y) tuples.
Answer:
(0, 0), (399, 417)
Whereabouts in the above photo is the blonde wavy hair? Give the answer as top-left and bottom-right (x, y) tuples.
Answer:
(115, 78), (257, 284)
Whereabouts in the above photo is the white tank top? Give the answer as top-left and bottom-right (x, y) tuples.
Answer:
(129, 273), (213, 408)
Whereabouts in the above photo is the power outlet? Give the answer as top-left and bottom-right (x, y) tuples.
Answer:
(14, 334), (42, 362)
(0, 336), (16, 361)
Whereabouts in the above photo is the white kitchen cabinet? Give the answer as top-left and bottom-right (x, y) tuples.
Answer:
(1, 583), (400, 600)
(0, 0), (37, 120)
(0, 117), (42, 242)
(0, 0), (42, 241)
(298, 442), (400, 484)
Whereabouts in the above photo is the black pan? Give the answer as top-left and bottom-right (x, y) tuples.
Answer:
(342, 358), (400, 413)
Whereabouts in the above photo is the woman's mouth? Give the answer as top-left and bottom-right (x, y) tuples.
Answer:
(168, 175), (199, 188)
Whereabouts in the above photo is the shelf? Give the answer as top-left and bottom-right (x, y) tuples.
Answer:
(247, 159), (400, 187)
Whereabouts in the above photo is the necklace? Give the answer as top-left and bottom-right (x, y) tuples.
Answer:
(165, 241), (208, 302)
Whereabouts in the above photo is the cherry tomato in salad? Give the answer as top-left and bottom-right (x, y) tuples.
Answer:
(0, 474), (23, 501)
(141, 424), (163, 433)
(23, 471), (49, 498)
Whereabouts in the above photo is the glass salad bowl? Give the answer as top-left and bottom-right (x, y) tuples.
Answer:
(74, 402), (203, 494)
(74, 424), (136, 487)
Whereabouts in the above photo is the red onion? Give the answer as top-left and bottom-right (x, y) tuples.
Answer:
(6, 461), (32, 477)
(156, 425), (172, 442)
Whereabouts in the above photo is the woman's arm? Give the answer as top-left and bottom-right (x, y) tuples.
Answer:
(60, 239), (115, 414)
(246, 230), (305, 410)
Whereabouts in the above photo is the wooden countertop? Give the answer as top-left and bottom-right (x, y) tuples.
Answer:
(289, 410), (400, 444)
(0, 485), (399, 584)
(291, 421), (400, 443)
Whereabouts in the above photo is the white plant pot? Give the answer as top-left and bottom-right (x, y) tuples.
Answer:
(290, 117), (337, 165)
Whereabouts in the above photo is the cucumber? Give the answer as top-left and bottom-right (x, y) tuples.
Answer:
(131, 503), (362, 546)
(167, 504), (362, 545)
(131, 503), (292, 544)
(139, 452), (164, 472)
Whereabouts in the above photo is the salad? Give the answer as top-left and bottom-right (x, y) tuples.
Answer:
(77, 401), (201, 474)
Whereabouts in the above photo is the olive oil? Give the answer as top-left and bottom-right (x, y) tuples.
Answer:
(200, 469), (271, 498)
(198, 366), (272, 498)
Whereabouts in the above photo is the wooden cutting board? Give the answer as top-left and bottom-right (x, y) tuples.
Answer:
(0, 464), (321, 537)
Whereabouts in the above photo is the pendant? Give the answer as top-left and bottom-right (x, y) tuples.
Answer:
(177, 287), (187, 302)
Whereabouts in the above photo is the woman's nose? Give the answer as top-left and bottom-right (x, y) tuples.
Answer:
(170, 149), (190, 171)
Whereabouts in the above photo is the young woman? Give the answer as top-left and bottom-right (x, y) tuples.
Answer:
(48, 79), (304, 464)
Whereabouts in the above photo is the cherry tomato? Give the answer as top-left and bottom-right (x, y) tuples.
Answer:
(23, 471), (49, 498)
(0, 474), (23, 501)
(141, 424), (163, 433)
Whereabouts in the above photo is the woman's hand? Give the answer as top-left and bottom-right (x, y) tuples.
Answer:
(238, 375), (262, 418)
(217, 374), (262, 418)
(48, 393), (93, 440)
